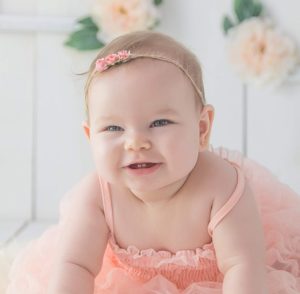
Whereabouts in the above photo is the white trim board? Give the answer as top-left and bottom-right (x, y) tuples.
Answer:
(0, 14), (75, 33)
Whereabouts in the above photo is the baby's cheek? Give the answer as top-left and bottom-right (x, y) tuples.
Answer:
(91, 143), (110, 168)
(95, 144), (121, 175)
(168, 131), (199, 163)
(169, 129), (198, 151)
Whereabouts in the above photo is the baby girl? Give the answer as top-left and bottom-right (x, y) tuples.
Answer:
(7, 31), (300, 294)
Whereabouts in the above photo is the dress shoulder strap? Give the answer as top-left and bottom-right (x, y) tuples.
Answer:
(98, 176), (114, 236)
(207, 164), (245, 237)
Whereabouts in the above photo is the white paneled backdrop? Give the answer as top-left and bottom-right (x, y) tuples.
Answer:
(1, 0), (300, 244)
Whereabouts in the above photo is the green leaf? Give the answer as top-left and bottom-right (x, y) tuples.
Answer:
(251, 2), (263, 17)
(234, 0), (250, 22)
(153, 0), (163, 6)
(64, 27), (105, 51)
(234, 0), (263, 22)
(222, 16), (235, 34)
(77, 16), (98, 29)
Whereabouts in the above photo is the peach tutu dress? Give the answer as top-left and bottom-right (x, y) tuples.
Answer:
(6, 146), (300, 293)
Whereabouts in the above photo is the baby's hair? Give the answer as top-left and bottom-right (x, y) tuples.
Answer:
(84, 31), (206, 120)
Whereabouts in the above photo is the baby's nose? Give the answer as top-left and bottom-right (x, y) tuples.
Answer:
(124, 133), (151, 151)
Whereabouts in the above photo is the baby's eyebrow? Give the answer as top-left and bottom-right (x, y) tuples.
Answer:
(96, 115), (118, 121)
(155, 108), (179, 116)
(93, 115), (121, 126)
(94, 108), (178, 124)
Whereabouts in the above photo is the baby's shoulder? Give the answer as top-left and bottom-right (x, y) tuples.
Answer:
(63, 171), (104, 213)
(202, 153), (239, 219)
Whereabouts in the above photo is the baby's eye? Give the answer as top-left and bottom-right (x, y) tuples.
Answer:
(150, 119), (173, 128)
(105, 125), (123, 132)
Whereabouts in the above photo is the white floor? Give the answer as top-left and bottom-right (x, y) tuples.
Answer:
(0, 220), (56, 247)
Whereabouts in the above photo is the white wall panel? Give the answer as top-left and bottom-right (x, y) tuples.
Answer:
(35, 33), (94, 219)
(248, 85), (300, 193)
(0, 33), (35, 219)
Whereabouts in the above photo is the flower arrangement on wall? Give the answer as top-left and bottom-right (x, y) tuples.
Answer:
(65, 0), (163, 51)
(222, 0), (300, 87)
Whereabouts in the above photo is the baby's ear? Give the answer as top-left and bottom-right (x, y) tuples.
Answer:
(82, 121), (90, 140)
(199, 104), (214, 152)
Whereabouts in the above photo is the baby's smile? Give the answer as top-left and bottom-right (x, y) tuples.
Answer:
(124, 162), (162, 176)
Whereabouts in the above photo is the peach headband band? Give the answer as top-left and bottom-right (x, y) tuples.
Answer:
(93, 50), (205, 105)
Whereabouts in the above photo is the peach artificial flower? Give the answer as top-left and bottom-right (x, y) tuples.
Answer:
(228, 17), (299, 87)
(91, 0), (160, 43)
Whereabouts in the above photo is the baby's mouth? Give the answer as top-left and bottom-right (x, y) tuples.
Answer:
(128, 163), (157, 169)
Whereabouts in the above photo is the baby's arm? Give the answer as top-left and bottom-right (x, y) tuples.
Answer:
(212, 181), (268, 294)
(48, 172), (109, 294)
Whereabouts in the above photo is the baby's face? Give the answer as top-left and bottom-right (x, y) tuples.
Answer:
(87, 59), (203, 195)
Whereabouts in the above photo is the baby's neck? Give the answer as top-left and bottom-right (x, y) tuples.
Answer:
(128, 174), (189, 212)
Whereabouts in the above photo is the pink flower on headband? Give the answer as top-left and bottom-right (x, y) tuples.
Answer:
(95, 50), (131, 72)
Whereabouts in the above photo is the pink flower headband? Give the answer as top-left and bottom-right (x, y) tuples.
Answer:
(92, 49), (205, 105)
(95, 50), (131, 72)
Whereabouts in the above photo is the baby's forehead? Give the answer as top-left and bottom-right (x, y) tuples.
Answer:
(87, 57), (201, 122)
(92, 58), (195, 105)
(101, 57), (188, 84)
(89, 59), (190, 102)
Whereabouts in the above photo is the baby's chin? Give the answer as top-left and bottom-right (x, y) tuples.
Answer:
(100, 167), (192, 197)
(128, 176), (189, 198)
